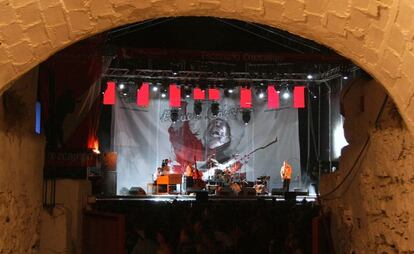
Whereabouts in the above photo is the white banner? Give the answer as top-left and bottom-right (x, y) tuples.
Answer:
(113, 89), (301, 193)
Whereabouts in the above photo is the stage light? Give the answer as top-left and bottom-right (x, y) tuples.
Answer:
(242, 110), (251, 125)
(259, 92), (265, 99)
(307, 74), (313, 80)
(228, 89), (234, 93)
(343, 76), (349, 80)
(123, 93), (128, 96)
(313, 95), (317, 99)
(282, 91), (290, 99)
(170, 109), (179, 123)
(152, 86), (158, 92)
(186, 94), (190, 98)
(119, 83), (125, 90)
(211, 102), (219, 116)
(161, 92), (167, 98)
(194, 101), (202, 116)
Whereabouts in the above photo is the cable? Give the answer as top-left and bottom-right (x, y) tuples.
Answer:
(215, 18), (304, 53)
(319, 94), (389, 199)
(246, 22), (322, 52)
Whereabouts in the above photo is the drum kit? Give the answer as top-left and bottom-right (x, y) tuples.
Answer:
(254, 176), (270, 194)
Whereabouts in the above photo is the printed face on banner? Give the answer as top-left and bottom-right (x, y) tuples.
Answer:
(113, 87), (301, 193)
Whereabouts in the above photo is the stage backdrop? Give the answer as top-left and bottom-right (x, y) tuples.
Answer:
(112, 88), (301, 193)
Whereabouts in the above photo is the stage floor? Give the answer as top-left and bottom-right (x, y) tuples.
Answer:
(95, 193), (317, 203)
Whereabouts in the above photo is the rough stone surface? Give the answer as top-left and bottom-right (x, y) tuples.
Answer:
(0, 0), (412, 134)
(0, 1), (413, 253)
(0, 68), (45, 253)
(320, 78), (414, 253)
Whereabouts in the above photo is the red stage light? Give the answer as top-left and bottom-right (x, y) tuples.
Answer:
(103, 81), (116, 105)
(137, 82), (150, 107)
(169, 83), (181, 107)
(193, 88), (206, 100)
(293, 86), (305, 108)
(267, 85), (279, 109)
(240, 87), (252, 108)
(208, 88), (220, 101)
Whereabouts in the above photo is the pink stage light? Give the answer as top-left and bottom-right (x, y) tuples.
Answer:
(240, 87), (252, 108)
(208, 88), (220, 101)
(137, 82), (150, 107)
(169, 83), (181, 107)
(267, 85), (279, 109)
(193, 88), (206, 100)
(293, 86), (305, 108)
(103, 81), (116, 105)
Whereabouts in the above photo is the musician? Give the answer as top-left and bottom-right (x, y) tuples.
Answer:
(184, 163), (194, 191)
(280, 160), (292, 192)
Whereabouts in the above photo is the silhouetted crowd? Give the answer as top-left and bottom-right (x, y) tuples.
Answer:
(94, 199), (319, 254)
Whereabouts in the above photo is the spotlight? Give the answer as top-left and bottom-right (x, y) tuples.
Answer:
(211, 102), (219, 117)
(119, 83), (125, 90)
(152, 86), (159, 92)
(186, 94), (190, 98)
(258, 92), (265, 99)
(343, 76), (349, 80)
(242, 110), (251, 125)
(313, 95), (317, 99)
(228, 89), (234, 93)
(161, 92), (167, 98)
(170, 109), (179, 123)
(282, 91), (290, 99)
(307, 74), (313, 80)
(194, 101), (202, 116)
(123, 93), (127, 96)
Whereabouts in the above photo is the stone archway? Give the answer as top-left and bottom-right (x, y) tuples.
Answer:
(1, 1), (414, 253)
(0, 0), (414, 131)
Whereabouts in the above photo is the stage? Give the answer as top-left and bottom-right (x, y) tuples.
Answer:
(94, 192), (316, 203)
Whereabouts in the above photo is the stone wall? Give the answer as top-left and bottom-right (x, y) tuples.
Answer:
(0, 68), (45, 253)
(320, 78), (414, 253)
(1, 0), (414, 133)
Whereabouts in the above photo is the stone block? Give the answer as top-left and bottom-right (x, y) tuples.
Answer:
(62, 0), (87, 11)
(47, 24), (70, 46)
(33, 42), (53, 59)
(42, 5), (67, 26)
(176, 0), (198, 12)
(364, 47), (379, 64)
(9, 41), (34, 65)
(67, 10), (93, 33)
(380, 48), (402, 79)
(0, 2), (17, 26)
(263, 0), (284, 21)
(371, 6), (389, 28)
(0, 23), (25, 46)
(401, 51), (414, 83)
(304, 0), (329, 15)
(0, 63), (15, 86)
(242, 0), (263, 11)
(395, 1), (414, 34)
(89, 0), (114, 18)
(387, 26), (406, 56)
(220, 0), (238, 13)
(365, 25), (384, 49)
(327, 0), (350, 17)
(348, 8), (370, 32)
(16, 2), (42, 26)
(392, 76), (414, 106)
(24, 23), (49, 46)
(283, 0), (306, 22)
(325, 13), (347, 37)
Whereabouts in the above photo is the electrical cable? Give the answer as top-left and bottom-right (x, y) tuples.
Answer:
(319, 94), (389, 199)
(246, 22), (322, 52)
(215, 18), (304, 53)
